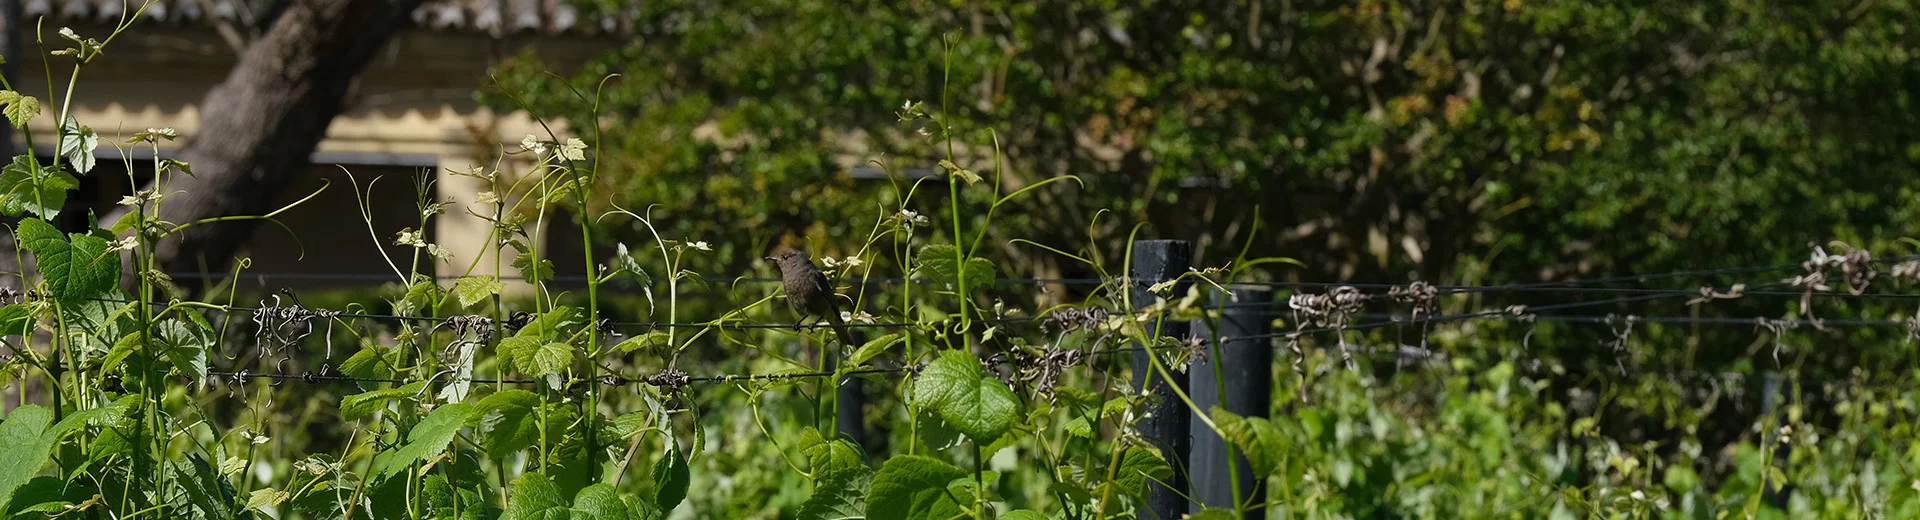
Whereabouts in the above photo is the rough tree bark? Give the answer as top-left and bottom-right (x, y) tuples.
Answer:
(131, 0), (425, 275)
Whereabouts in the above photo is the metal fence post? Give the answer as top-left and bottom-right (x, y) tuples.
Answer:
(1190, 287), (1273, 517)
(1130, 240), (1192, 520)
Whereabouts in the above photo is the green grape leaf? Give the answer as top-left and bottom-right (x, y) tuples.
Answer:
(98, 332), (141, 375)
(57, 295), (136, 360)
(171, 455), (239, 520)
(613, 331), (671, 353)
(340, 340), (401, 381)
(911, 245), (995, 294)
(500, 336), (572, 377)
(798, 467), (872, 520)
(570, 484), (630, 520)
(910, 349), (1019, 444)
(800, 427), (868, 482)
(499, 473), (568, 520)
(340, 381), (428, 421)
(371, 403), (476, 480)
(474, 389), (543, 457)
(0, 157), (76, 218)
(245, 488), (289, 511)
(1113, 446), (1172, 498)
(452, 276), (503, 308)
(395, 277), (439, 316)
(517, 306), (579, 341)
(650, 438), (689, 512)
(0, 304), (32, 338)
(0, 406), (54, 513)
(1210, 407), (1288, 478)
(522, 342), (571, 377)
(848, 333), (904, 366)
(17, 218), (118, 300)
(513, 251), (554, 285)
(913, 408), (963, 451)
(158, 317), (212, 381)
(614, 242), (656, 308)
(58, 116), (96, 175)
(0, 91), (39, 128)
(865, 455), (967, 520)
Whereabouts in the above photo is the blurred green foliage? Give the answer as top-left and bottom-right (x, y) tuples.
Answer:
(492, 0), (1919, 284)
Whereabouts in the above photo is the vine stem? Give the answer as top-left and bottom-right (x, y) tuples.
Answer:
(139, 139), (167, 511)
(974, 443), (986, 518)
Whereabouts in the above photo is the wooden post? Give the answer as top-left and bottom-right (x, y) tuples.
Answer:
(1190, 287), (1273, 517)
(1130, 240), (1192, 520)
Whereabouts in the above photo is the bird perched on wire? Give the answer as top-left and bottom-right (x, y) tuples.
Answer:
(768, 248), (855, 345)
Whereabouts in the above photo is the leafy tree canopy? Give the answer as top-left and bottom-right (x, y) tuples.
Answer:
(490, 0), (1920, 284)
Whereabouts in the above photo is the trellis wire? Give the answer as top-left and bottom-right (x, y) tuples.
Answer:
(37, 255), (1907, 393)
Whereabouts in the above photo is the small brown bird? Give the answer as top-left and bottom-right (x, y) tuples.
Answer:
(767, 248), (855, 345)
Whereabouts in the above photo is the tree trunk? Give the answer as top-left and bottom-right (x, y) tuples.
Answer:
(137, 0), (423, 275)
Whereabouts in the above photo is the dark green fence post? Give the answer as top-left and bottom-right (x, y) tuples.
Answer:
(1130, 240), (1192, 520)
(1190, 287), (1273, 517)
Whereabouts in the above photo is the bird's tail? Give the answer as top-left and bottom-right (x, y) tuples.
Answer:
(825, 310), (855, 346)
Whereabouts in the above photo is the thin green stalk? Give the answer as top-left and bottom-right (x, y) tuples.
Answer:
(937, 33), (971, 333)
(972, 444), (986, 519)
(139, 137), (172, 513)
(1199, 302), (1248, 516)
(948, 175), (968, 330)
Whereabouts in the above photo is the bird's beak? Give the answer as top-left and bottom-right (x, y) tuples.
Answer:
(763, 256), (776, 262)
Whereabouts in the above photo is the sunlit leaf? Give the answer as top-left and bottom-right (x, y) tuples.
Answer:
(452, 276), (503, 308)
(0, 91), (39, 128)
(911, 245), (995, 295)
(370, 403), (477, 479)
(848, 333), (903, 366)
(0, 406), (54, 512)
(58, 116), (97, 175)
(17, 218), (118, 301)
(910, 349), (1019, 445)
(475, 389), (543, 457)
(340, 381), (428, 421)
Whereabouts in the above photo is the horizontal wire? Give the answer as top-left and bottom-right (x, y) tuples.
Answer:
(196, 341), (1171, 388)
(1232, 292), (1686, 342)
(201, 366), (917, 387)
(173, 271), (1114, 287)
(1217, 268), (1917, 329)
(69, 261), (1920, 390)
(1338, 312), (1909, 329)
(111, 285), (1913, 328)
(205, 370), (537, 385)
(88, 296), (1045, 329)
(190, 308), (1915, 389)
(163, 255), (1920, 296)
(1208, 287), (1920, 309)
